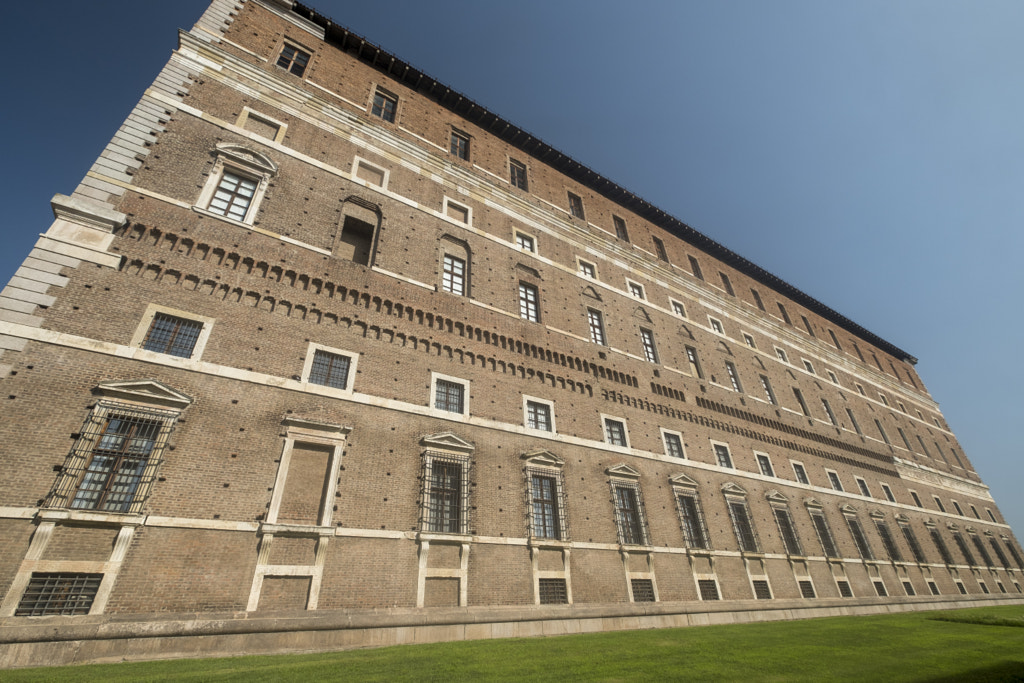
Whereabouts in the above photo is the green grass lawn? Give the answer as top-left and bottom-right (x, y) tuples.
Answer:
(4, 605), (1024, 682)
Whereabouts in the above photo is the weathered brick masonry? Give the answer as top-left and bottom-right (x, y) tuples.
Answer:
(0, 0), (1021, 667)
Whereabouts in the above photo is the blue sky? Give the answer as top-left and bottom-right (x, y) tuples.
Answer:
(2, 1), (1022, 535)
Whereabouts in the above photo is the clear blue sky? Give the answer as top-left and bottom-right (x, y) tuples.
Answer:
(1, 1), (1021, 535)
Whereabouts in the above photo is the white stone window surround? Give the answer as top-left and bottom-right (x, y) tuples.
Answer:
(193, 143), (278, 227)
(515, 229), (537, 253)
(522, 395), (556, 433)
(669, 298), (687, 318)
(601, 414), (631, 449)
(442, 196), (472, 225)
(300, 341), (359, 392)
(708, 316), (724, 335)
(659, 428), (686, 460)
(754, 451), (775, 477)
(775, 347), (790, 363)
(235, 106), (288, 143)
(790, 460), (810, 485)
(709, 439), (734, 469)
(351, 155), (390, 190)
(825, 469), (843, 492)
(576, 257), (597, 279)
(129, 303), (216, 362)
(430, 371), (471, 417)
(626, 279), (646, 300)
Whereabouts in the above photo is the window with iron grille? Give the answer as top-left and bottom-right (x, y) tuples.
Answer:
(631, 578), (656, 602)
(899, 523), (927, 563)
(759, 375), (777, 405)
(724, 361), (742, 392)
(587, 308), (606, 345)
(207, 170), (259, 222)
(538, 578), (568, 604)
(421, 453), (469, 534)
(663, 432), (684, 459)
(442, 254), (466, 295)
(798, 580), (816, 598)
(756, 454), (774, 477)
(727, 499), (759, 552)
(928, 581), (940, 595)
(652, 237), (669, 262)
(527, 470), (566, 540)
(640, 329), (658, 363)
(613, 215), (629, 241)
(142, 313), (204, 358)
(979, 582), (990, 594)
(955, 582), (967, 595)
(612, 482), (647, 545)
(46, 402), (177, 515)
(952, 532), (975, 565)
(685, 346), (704, 379)
(836, 580), (853, 598)
(433, 379), (465, 414)
(1001, 537), (1024, 569)
(687, 255), (704, 280)
(276, 44), (310, 76)
(15, 573), (103, 616)
(450, 130), (469, 159)
(929, 528), (954, 564)
(773, 507), (803, 555)
(525, 400), (552, 432)
(676, 491), (710, 550)
(874, 520), (903, 562)
(518, 282), (540, 322)
(792, 462), (809, 485)
(874, 581), (888, 597)
(698, 579), (720, 600)
(845, 515), (873, 560)
(604, 419), (628, 447)
(308, 349), (351, 390)
(902, 581), (916, 596)
(809, 509), (839, 558)
(971, 534), (994, 567)
(371, 89), (397, 122)
(752, 579), (772, 600)
(567, 192), (585, 219)
(713, 444), (733, 469)
(509, 159), (528, 190)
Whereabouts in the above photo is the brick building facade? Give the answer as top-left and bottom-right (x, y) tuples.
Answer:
(0, 0), (1021, 666)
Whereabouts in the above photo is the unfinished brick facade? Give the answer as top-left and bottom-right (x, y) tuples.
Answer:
(0, 0), (1021, 667)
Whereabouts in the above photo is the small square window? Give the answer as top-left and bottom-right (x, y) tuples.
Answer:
(671, 300), (687, 318)
(524, 398), (554, 432)
(628, 281), (645, 299)
(792, 462), (809, 485)
(276, 44), (310, 77)
(640, 329), (659, 364)
(604, 417), (628, 447)
(709, 317), (724, 334)
(432, 374), (468, 415)
(306, 348), (354, 390)
(450, 130), (470, 159)
(743, 333), (756, 348)
(142, 313), (203, 358)
(578, 260), (596, 278)
(444, 198), (470, 224)
(613, 215), (629, 241)
(519, 282), (540, 322)
(516, 232), (535, 253)
(827, 470), (843, 491)
(756, 453), (774, 477)
(713, 443), (733, 469)
(371, 89), (397, 122)
(587, 309), (606, 346)
(510, 159), (528, 191)
(653, 237), (669, 262)
(775, 347), (789, 363)
(662, 430), (685, 459)
(567, 192), (585, 220)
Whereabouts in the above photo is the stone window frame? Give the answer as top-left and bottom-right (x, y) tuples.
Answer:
(235, 107), (288, 143)
(509, 157), (529, 191)
(522, 395), (556, 433)
(522, 450), (569, 542)
(449, 128), (471, 160)
(515, 229), (537, 254)
(806, 499), (840, 559)
(639, 328), (659, 364)
(194, 144), (278, 227)
(419, 440), (473, 536)
(723, 482), (761, 554)
(626, 279), (646, 300)
(710, 439), (734, 469)
(755, 451), (775, 478)
(587, 308), (607, 346)
(669, 298), (687, 318)
(802, 358), (816, 375)
(602, 414), (630, 449)
(671, 473), (711, 551)
(724, 360), (743, 393)
(567, 191), (586, 220)
(370, 86), (399, 122)
(791, 460), (810, 485)
(841, 505), (875, 560)
(576, 257), (597, 279)
(130, 303), (215, 362)
(607, 464), (649, 546)
(854, 477), (872, 499)
(442, 196), (472, 225)
(430, 372), (470, 418)
(660, 428), (686, 460)
(351, 155), (389, 190)
(774, 346), (790, 364)
(742, 332), (757, 349)
(767, 490), (804, 557)
(300, 342), (359, 393)
(825, 469), (844, 492)
(275, 41), (312, 77)
(708, 316), (724, 335)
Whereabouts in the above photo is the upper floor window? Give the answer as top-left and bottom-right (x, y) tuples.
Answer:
(792, 461), (809, 485)
(724, 361), (743, 392)
(687, 255), (704, 280)
(826, 470), (843, 492)
(775, 347), (789, 363)
(713, 443), (733, 469)
(276, 44), (310, 77)
(724, 488), (759, 553)
(132, 304), (214, 361)
(675, 488), (710, 550)
(880, 483), (896, 503)
(750, 288), (765, 311)
(828, 329), (843, 350)
(421, 445), (471, 535)
(613, 215), (629, 241)
(743, 333), (756, 348)
(305, 345), (356, 391)
(759, 375), (777, 405)
(653, 237), (669, 262)
(640, 329), (659, 363)
(802, 359), (815, 375)
(524, 397), (554, 432)
(528, 470), (566, 540)
(771, 502), (803, 556)
(756, 453), (774, 477)
(604, 417), (629, 447)
(371, 88), (397, 122)
(516, 232), (535, 253)
(671, 300), (687, 318)
(685, 346), (704, 379)
(195, 144), (277, 226)
(431, 374), (468, 416)
(509, 159), (528, 190)
(719, 272), (735, 296)
(709, 317), (724, 334)
(567, 192), (585, 220)
(209, 171), (258, 222)
(827, 370), (839, 384)
(608, 469), (648, 545)
(450, 130), (470, 159)
(821, 399), (838, 426)
(628, 281), (645, 299)
(801, 315), (815, 337)
(587, 308), (606, 345)
(578, 260), (596, 278)
(855, 477), (872, 498)
(442, 254), (466, 296)
(662, 430), (685, 459)
(793, 387), (810, 416)
(518, 282), (540, 322)
(777, 303), (792, 325)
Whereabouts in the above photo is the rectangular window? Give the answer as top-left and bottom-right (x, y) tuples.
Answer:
(792, 462), (809, 485)
(743, 333), (756, 348)
(845, 516), (874, 560)
(613, 215), (629, 241)
(709, 317), (724, 334)
(69, 413), (164, 513)
(855, 478), (871, 498)
(698, 579), (720, 600)
(208, 170), (258, 222)
(809, 509), (839, 557)
(916, 436), (931, 457)
(759, 375), (777, 405)
(874, 419), (891, 445)
(874, 581), (889, 597)
(878, 393), (890, 407)
(308, 349), (352, 390)
(371, 89), (397, 122)
(354, 159), (386, 187)
(970, 504), (980, 519)
(897, 428), (914, 451)
(777, 303), (792, 324)
(587, 309), (606, 345)
(750, 288), (765, 311)
(687, 255), (704, 280)
(525, 400), (552, 432)
(875, 520), (902, 562)
(538, 578), (568, 604)
(434, 379), (465, 414)
(775, 347), (789, 363)
(604, 418), (628, 447)
(990, 538), (1012, 569)
(933, 496), (946, 513)
(826, 470), (843, 492)
(828, 329), (843, 350)
(987, 509), (998, 523)
(801, 315), (815, 336)
(676, 491), (710, 549)
(640, 329), (659, 363)
(671, 301), (687, 318)
(450, 130), (469, 159)
(929, 528), (954, 564)
(613, 483), (647, 545)
(16, 573), (103, 617)
(509, 159), (528, 190)
(663, 431), (685, 459)
(802, 360), (815, 375)
(276, 44), (310, 76)
(516, 232), (535, 252)
(846, 408), (863, 435)
(652, 237), (669, 262)
(902, 581), (916, 596)
(900, 523), (927, 563)
(971, 535), (994, 567)
(518, 282), (540, 322)
(837, 581), (853, 598)
(578, 260), (596, 278)
(529, 473), (563, 539)
(628, 281), (645, 299)
(952, 532), (975, 565)
(631, 578), (656, 602)
(567, 192), (585, 219)
(773, 507), (803, 555)
(910, 491), (923, 507)
(719, 272), (735, 296)
(142, 312), (204, 358)
(685, 346), (704, 379)
(727, 499), (759, 552)
(714, 443), (733, 469)
(756, 453), (774, 477)
(880, 483), (896, 503)
(793, 388), (810, 416)
(827, 370), (839, 384)
(799, 580), (817, 598)
(442, 254), (466, 295)
(424, 457), (466, 533)
(821, 399), (838, 426)
(724, 361), (743, 392)
(444, 199), (469, 224)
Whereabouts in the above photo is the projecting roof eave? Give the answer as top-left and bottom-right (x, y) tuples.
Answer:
(291, 2), (917, 364)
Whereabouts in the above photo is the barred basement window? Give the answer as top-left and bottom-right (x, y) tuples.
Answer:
(587, 309), (606, 345)
(874, 581), (888, 597)
(676, 491), (710, 550)
(809, 509), (839, 558)
(979, 582), (990, 594)
(371, 88), (397, 122)
(527, 470), (566, 540)
(307, 349), (352, 390)
(952, 532), (975, 566)
(928, 581), (940, 595)
(631, 578), (656, 602)
(874, 520), (903, 562)
(902, 581), (916, 596)
(727, 498), (759, 552)
(753, 580), (773, 600)
(836, 580), (853, 598)
(538, 578), (568, 604)
(276, 44), (310, 77)
(442, 254), (466, 295)
(798, 580), (816, 598)
(899, 523), (927, 563)
(15, 573), (103, 616)
(46, 402), (177, 514)
(845, 515), (874, 560)
(612, 480), (648, 545)
(698, 579), (720, 600)
(421, 453), (470, 534)
(773, 507), (803, 556)
(142, 313), (204, 358)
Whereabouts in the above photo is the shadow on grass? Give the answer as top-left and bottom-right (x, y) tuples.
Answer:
(921, 660), (1024, 682)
